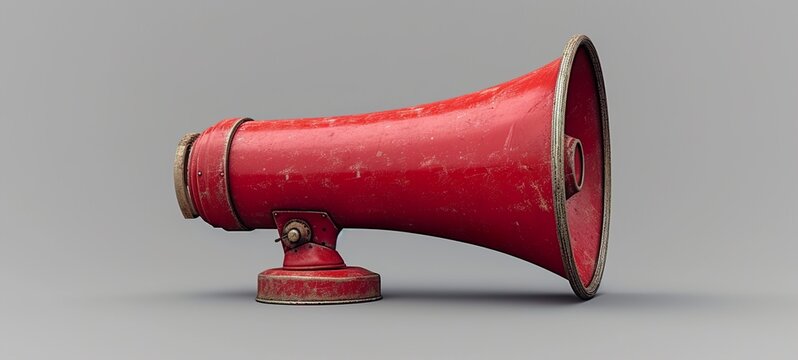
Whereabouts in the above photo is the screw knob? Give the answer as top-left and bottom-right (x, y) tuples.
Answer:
(285, 228), (302, 243)
(279, 219), (312, 246)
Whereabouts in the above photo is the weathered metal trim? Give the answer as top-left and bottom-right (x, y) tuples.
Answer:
(551, 34), (611, 299)
(222, 117), (253, 230)
(174, 133), (201, 219)
(256, 295), (383, 305)
(257, 274), (381, 282)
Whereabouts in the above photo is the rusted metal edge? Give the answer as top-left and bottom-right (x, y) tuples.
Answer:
(551, 34), (611, 299)
(258, 273), (381, 281)
(255, 295), (383, 305)
(174, 132), (201, 219)
(222, 118), (253, 230)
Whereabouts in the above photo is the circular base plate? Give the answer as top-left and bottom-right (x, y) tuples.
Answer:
(257, 266), (381, 305)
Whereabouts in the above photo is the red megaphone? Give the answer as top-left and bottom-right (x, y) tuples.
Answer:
(174, 34), (610, 304)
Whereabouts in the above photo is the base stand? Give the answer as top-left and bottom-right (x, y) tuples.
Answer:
(259, 210), (382, 305)
(257, 266), (381, 304)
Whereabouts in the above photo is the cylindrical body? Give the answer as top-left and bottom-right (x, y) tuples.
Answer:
(190, 60), (567, 275)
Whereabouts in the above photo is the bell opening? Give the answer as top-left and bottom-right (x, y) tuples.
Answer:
(554, 35), (610, 298)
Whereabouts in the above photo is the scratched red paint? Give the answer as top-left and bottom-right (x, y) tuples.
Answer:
(179, 35), (610, 301)
(258, 267), (381, 304)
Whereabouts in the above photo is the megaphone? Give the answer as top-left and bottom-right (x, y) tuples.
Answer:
(174, 34), (610, 304)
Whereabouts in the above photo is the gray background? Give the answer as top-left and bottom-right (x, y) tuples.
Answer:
(1, 1), (796, 359)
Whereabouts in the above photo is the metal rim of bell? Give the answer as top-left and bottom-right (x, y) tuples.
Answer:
(552, 34), (611, 299)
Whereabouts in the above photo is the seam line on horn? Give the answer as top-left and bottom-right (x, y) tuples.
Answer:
(223, 117), (253, 230)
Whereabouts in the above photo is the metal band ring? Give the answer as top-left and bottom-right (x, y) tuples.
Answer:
(222, 117), (253, 230)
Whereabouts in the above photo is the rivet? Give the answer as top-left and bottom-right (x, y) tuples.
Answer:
(197, 171), (202, 176)
(219, 172), (224, 177)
